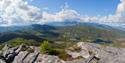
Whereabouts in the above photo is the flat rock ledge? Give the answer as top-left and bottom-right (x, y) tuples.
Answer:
(0, 42), (125, 63)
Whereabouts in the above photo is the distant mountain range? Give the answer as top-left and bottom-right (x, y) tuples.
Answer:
(0, 21), (125, 32)
(0, 21), (125, 44)
(46, 21), (125, 31)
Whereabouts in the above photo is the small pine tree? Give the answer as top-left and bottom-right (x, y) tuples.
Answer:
(40, 41), (51, 54)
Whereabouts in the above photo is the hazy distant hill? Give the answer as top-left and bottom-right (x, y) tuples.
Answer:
(0, 22), (125, 45)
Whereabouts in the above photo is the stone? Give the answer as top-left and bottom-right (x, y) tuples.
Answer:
(1, 42), (125, 63)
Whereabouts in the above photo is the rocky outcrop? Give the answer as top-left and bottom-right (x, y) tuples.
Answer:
(0, 42), (125, 63)
(67, 42), (125, 63)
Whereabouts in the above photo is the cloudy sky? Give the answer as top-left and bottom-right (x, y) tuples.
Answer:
(0, 0), (125, 26)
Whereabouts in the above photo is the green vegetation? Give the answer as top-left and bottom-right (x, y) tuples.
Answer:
(40, 40), (75, 60)
(58, 51), (72, 61)
(7, 38), (37, 47)
(40, 40), (61, 55)
(0, 24), (125, 61)
(0, 44), (4, 50)
(0, 23), (124, 62)
(0, 24), (125, 48)
(40, 41), (51, 54)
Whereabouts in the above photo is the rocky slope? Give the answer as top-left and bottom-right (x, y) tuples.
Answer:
(0, 42), (125, 63)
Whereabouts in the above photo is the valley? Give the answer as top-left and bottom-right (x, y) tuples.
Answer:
(0, 22), (125, 47)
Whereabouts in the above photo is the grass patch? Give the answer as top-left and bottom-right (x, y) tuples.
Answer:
(0, 44), (4, 50)
(7, 38), (37, 47)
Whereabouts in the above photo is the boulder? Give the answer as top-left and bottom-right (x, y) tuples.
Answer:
(0, 42), (125, 63)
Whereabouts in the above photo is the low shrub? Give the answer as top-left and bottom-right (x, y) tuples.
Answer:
(0, 44), (4, 50)
(40, 41), (52, 54)
(7, 38), (36, 47)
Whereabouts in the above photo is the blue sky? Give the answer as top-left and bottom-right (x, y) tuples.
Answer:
(30, 0), (120, 16)
(0, 0), (125, 26)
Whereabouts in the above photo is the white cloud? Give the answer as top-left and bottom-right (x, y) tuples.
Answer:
(116, 0), (125, 14)
(79, 0), (125, 24)
(0, 0), (125, 26)
(0, 0), (42, 26)
(115, 0), (125, 23)
(41, 1), (125, 24)
(41, 4), (80, 23)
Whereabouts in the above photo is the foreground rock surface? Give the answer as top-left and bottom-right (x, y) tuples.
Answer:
(0, 42), (125, 63)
